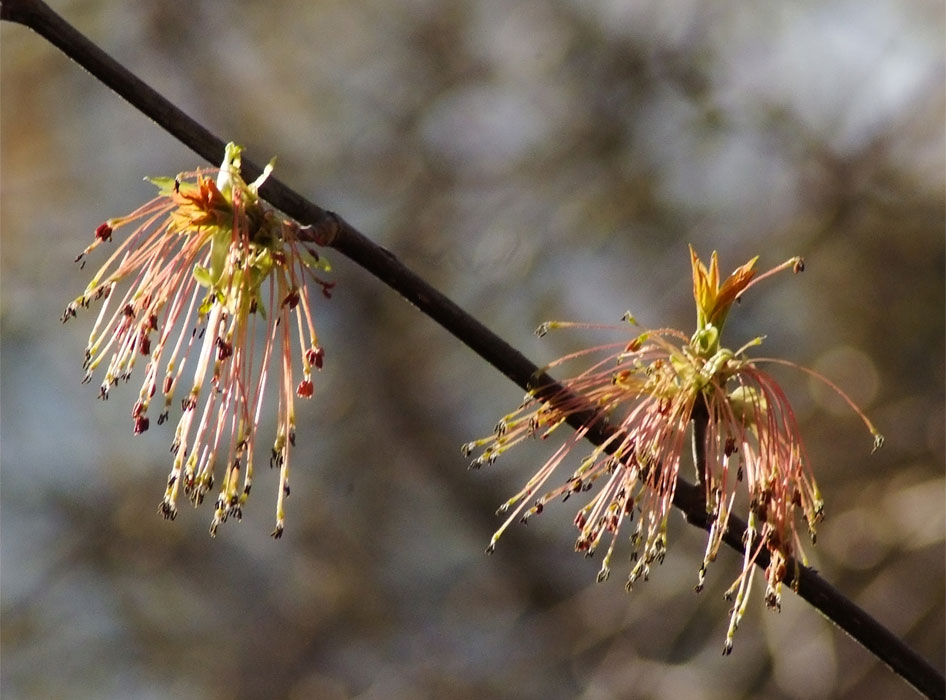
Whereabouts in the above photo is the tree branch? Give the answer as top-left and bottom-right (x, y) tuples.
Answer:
(3, 1), (942, 697)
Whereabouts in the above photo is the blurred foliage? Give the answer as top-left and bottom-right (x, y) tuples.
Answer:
(1, 1), (943, 699)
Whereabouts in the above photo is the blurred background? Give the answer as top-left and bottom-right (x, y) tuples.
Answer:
(2, 1), (943, 698)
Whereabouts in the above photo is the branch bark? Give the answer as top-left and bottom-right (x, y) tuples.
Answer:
(3, 1), (942, 697)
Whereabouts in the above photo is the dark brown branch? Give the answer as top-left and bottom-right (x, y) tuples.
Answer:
(2, 1), (942, 697)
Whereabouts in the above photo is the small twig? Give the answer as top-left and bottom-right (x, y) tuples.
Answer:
(3, 2), (942, 697)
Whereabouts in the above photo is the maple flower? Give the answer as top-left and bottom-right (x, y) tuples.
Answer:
(63, 143), (333, 538)
(464, 246), (882, 653)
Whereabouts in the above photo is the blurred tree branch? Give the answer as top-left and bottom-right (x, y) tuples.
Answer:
(2, 1), (942, 697)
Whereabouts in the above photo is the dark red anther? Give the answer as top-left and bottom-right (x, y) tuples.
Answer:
(317, 279), (335, 299)
(138, 333), (151, 356)
(134, 415), (150, 434)
(123, 304), (135, 319)
(132, 399), (144, 418)
(94, 222), (113, 242)
(574, 512), (587, 529)
(724, 435), (737, 457)
(533, 501), (544, 515)
(296, 379), (314, 398)
(281, 289), (300, 309)
(793, 257), (805, 274)
(215, 337), (233, 360)
(163, 375), (173, 394)
(305, 346), (325, 369)
(149, 314), (159, 331)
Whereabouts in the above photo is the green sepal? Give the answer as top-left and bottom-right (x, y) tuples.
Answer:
(198, 293), (214, 316)
(193, 265), (214, 288)
(690, 323), (719, 357)
(298, 247), (331, 272)
(208, 229), (231, 284)
(728, 384), (768, 426)
(248, 156), (277, 196)
(145, 176), (178, 195)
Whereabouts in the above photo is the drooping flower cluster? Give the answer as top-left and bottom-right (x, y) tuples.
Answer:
(464, 246), (882, 653)
(63, 143), (333, 538)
